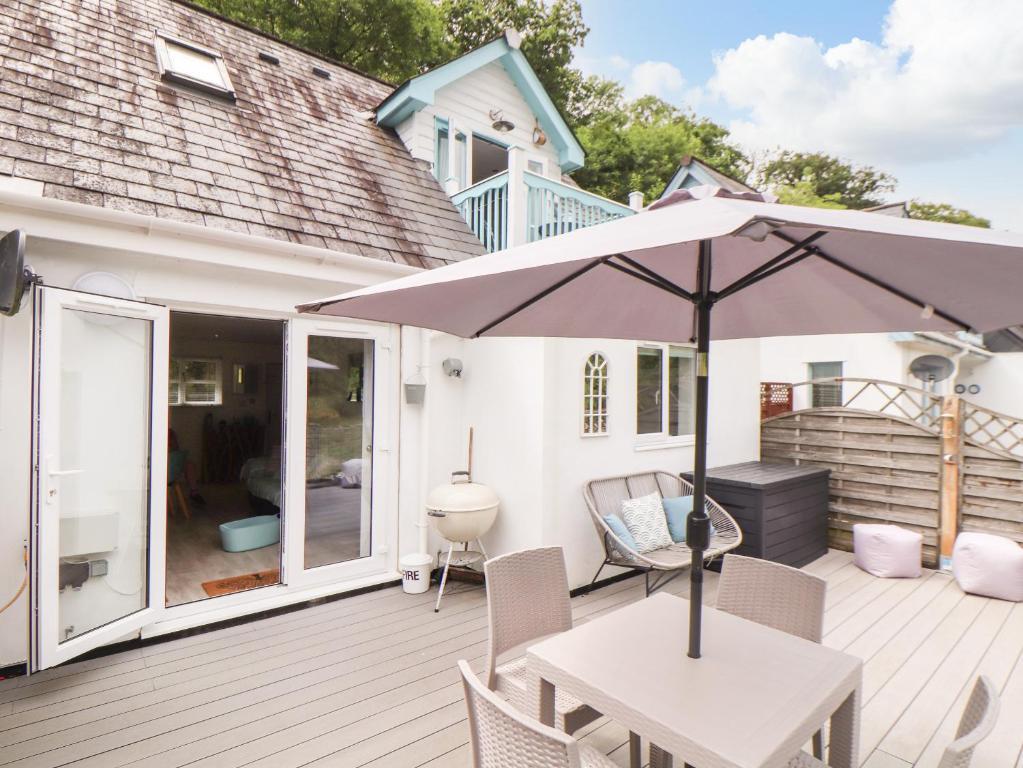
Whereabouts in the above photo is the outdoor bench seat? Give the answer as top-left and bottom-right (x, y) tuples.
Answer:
(584, 471), (742, 595)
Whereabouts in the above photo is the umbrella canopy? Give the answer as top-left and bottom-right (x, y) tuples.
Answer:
(300, 187), (1023, 659)
(301, 188), (1023, 342)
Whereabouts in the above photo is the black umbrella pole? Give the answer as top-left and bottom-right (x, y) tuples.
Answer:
(687, 297), (712, 659)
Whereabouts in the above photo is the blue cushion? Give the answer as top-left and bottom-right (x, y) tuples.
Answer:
(662, 496), (716, 544)
(603, 514), (638, 552)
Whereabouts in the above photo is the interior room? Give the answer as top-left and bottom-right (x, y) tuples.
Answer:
(165, 312), (285, 606)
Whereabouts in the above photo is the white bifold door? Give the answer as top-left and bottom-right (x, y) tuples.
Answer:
(284, 318), (396, 587)
(31, 287), (168, 671)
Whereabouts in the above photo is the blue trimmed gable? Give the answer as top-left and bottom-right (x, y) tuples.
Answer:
(376, 31), (584, 172)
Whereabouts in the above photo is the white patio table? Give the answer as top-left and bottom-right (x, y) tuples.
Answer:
(527, 592), (861, 768)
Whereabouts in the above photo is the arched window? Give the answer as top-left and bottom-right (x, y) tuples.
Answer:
(582, 353), (609, 435)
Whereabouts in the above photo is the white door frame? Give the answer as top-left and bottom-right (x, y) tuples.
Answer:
(31, 287), (168, 671)
(283, 317), (400, 588)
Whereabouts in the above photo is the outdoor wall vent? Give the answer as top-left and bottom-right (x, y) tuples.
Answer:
(258, 52), (280, 66)
(312, 66), (331, 79)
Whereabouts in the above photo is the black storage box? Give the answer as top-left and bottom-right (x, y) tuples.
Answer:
(684, 461), (830, 568)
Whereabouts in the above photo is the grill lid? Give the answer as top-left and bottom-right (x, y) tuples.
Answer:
(425, 471), (500, 513)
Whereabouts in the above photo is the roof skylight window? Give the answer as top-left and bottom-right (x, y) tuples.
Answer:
(155, 34), (235, 100)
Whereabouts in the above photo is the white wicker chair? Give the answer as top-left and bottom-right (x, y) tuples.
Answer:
(483, 547), (602, 735)
(584, 471), (742, 595)
(459, 660), (617, 768)
(717, 553), (828, 761)
(717, 554), (827, 642)
(788, 675), (999, 768)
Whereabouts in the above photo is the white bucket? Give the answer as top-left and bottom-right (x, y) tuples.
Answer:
(400, 553), (433, 594)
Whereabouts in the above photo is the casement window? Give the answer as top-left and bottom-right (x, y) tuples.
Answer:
(582, 353), (609, 435)
(809, 361), (843, 407)
(636, 344), (696, 439)
(154, 33), (235, 99)
(169, 358), (222, 406)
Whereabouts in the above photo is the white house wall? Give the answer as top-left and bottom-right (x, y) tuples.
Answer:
(396, 60), (563, 181)
(760, 333), (913, 411)
(958, 353), (1023, 418)
(0, 304), (33, 667)
(543, 338), (762, 588)
(0, 206), (408, 667)
(761, 333), (1023, 418)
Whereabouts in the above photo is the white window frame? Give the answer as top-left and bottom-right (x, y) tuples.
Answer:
(170, 357), (223, 406)
(635, 342), (697, 449)
(154, 33), (236, 100)
(581, 352), (609, 437)
(808, 361), (844, 407)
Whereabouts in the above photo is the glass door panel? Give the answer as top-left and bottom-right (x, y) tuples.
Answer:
(33, 288), (168, 670)
(304, 336), (374, 569)
(57, 307), (151, 641)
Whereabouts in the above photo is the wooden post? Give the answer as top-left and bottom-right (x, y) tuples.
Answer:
(506, 145), (527, 247)
(939, 395), (963, 570)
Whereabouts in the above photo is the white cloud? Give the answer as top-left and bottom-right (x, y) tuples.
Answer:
(626, 60), (686, 101)
(707, 0), (1023, 165)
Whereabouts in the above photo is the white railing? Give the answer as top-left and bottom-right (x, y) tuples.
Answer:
(450, 152), (635, 253)
(523, 172), (634, 244)
(451, 171), (509, 254)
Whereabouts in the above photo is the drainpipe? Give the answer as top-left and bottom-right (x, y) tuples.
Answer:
(416, 327), (435, 555)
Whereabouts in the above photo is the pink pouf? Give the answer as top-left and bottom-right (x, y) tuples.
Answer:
(952, 532), (1023, 602)
(853, 524), (922, 578)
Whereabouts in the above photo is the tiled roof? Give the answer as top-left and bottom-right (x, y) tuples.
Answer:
(0, 0), (484, 267)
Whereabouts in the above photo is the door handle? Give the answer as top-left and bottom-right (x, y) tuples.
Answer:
(49, 469), (83, 477)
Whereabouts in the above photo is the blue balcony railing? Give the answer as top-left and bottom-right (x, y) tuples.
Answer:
(523, 172), (634, 243)
(451, 169), (634, 253)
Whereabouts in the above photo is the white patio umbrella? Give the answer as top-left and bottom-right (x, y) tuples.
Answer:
(299, 186), (1023, 659)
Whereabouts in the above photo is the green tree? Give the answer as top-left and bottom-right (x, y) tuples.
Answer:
(194, 0), (453, 83)
(773, 181), (846, 209)
(908, 201), (991, 228)
(757, 151), (896, 209)
(573, 95), (750, 203)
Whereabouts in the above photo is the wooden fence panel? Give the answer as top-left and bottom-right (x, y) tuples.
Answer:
(762, 408), (942, 566)
(961, 443), (1023, 544)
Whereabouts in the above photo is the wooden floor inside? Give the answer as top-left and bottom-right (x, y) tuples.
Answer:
(1, 550), (1021, 767)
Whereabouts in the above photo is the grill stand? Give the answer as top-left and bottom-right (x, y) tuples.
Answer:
(434, 539), (488, 612)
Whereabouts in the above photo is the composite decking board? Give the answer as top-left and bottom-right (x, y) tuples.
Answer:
(1, 552), (1020, 766)
(7, 577), (652, 768)
(0, 593), (488, 719)
(880, 598), (1015, 763)
(915, 602), (1023, 768)
(0, 583), (485, 705)
(0, 592), (495, 748)
(859, 594), (989, 757)
(823, 572), (937, 651)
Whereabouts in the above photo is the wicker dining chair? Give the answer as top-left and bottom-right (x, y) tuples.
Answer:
(483, 547), (602, 735)
(788, 675), (1000, 768)
(717, 554), (828, 759)
(459, 660), (617, 768)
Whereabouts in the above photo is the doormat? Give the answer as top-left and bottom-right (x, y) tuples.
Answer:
(202, 569), (280, 598)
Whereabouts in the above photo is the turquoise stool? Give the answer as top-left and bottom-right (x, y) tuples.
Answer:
(219, 515), (280, 552)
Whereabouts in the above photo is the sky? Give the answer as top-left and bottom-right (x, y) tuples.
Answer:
(575, 0), (1023, 231)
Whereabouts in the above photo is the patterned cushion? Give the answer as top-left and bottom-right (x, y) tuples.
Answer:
(620, 492), (673, 554)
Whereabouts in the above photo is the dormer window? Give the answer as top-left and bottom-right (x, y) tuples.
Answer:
(155, 34), (235, 100)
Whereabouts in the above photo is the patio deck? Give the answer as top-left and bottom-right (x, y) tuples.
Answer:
(1, 550), (1021, 768)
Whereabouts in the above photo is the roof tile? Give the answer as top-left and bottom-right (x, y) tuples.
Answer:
(0, 0), (483, 265)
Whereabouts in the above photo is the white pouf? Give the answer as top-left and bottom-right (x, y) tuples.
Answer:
(853, 524), (922, 578)
(952, 532), (1023, 602)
